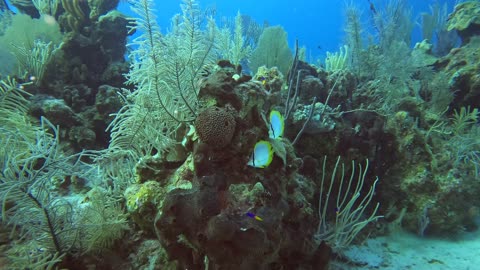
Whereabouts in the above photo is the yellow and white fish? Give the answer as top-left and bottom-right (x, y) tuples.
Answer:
(247, 140), (274, 168)
(268, 110), (284, 140)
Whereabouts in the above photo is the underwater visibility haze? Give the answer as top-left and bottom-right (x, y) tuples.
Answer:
(1, 0), (480, 269)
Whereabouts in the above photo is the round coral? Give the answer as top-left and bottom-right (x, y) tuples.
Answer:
(195, 106), (236, 148)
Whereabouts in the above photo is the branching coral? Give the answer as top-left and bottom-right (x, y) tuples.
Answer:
(0, 78), (128, 265)
(76, 190), (128, 253)
(1, 118), (81, 257)
(314, 156), (381, 253)
(103, 0), (216, 172)
(216, 11), (253, 67)
(88, 0), (120, 21)
(0, 13), (62, 78)
(32, 0), (59, 16)
(61, 0), (85, 21)
(13, 39), (62, 85)
(325, 45), (350, 72)
(60, 0), (87, 31)
(0, 77), (38, 162)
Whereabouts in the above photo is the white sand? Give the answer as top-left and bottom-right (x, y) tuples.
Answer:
(333, 230), (480, 270)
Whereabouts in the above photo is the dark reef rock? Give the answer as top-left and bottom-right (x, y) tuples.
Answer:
(198, 62), (244, 110)
(95, 84), (123, 119)
(325, 70), (357, 110)
(30, 95), (81, 127)
(41, 1), (131, 91)
(62, 84), (94, 112)
(127, 60), (332, 269)
(68, 126), (96, 149)
(96, 10), (130, 62)
(129, 239), (177, 269)
(29, 83), (123, 151)
(300, 75), (325, 101)
(89, 0), (121, 21)
(100, 61), (130, 88)
(155, 172), (327, 270)
(9, 0), (39, 18)
(20, 0), (132, 152)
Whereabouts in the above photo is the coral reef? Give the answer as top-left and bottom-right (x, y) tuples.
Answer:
(119, 62), (330, 269)
(446, 1), (480, 43)
(23, 0), (133, 150)
(347, 2), (480, 237)
(3, 0), (480, 269)
(434, 36), (480, 110)
(252, 65), (284, 92)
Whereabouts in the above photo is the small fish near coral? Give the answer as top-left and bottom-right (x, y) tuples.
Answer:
(246, 211), (263, 221)
(247, 110), (285, 168)
(247, 140), (274, 168)
(259, 76), (267, 86)
(268, 110), (284, 140)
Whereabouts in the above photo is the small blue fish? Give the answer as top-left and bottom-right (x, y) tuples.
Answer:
(246, 212), (263, 221)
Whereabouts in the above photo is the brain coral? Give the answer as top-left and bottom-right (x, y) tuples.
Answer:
(195, 106), (236, 148)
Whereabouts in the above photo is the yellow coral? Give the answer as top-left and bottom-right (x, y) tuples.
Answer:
(447, 1), (480, 32)
(125, 181), (161, 213)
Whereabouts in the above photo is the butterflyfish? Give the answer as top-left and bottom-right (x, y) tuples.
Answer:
(268, 110), (284, 139)
(247, 140), (274, 168)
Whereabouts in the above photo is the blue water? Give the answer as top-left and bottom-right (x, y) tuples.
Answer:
(118, 0), (458, 61)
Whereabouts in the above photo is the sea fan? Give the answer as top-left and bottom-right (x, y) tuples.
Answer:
(103, 0), (216, 173)
(1, 117), (79, 254)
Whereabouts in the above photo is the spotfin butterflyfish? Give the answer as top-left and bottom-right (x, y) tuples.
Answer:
(247, 140), (274, 168)
(268, 110), (284, 140)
